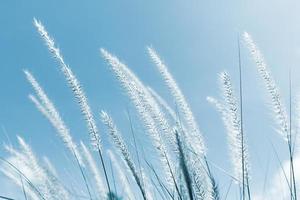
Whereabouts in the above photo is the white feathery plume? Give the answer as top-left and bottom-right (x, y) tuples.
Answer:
(208, 92), (250, 197)
(43, 157), (58, 178)
(147, 47), (206, 157)
(107, 150), (135, 200)
(29, 94), (52, 122)
(0, 154), (40, 200)
(100, 49), (176, 189)
(100, 111), (148, 199)
(42, 157), (70, 200)
(100, 48), (175, 146)
(215, 72), (250, 184)
(173, 127), (208, 200)
(148, 87), (192, 145)
(22, 139), (69, 200)
(100, 49), (155, 137)
(206, 96), (225, 114)
(243, 32), (289, 140)
(16, 136), (48, 181)
(80, 142), (106, 198)
(16, 137), (55, 199)
(148, 87), (193, 156)
(24, 70), (84, 166)
(33, 18), (101, 150)
(2, 144), (41, 200)
(147, 86), (181, 152)
(147, 86), (177, 123)
(28, 93), (87, 176)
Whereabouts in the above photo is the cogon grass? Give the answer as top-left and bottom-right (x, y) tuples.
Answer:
(244, 32), (297, 200)
(33, 18), (112, 197)
(147, 47), (206, 157)
(148, 47), (215, 199)
(207, 71), (250, 199)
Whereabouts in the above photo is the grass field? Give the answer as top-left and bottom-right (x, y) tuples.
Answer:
(0, 17), (298, 200)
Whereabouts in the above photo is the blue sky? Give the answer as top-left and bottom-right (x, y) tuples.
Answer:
(1, 0), (300, 199)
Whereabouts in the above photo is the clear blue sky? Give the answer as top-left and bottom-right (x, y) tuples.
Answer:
(1, 0), (300, 198)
